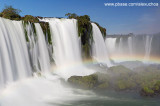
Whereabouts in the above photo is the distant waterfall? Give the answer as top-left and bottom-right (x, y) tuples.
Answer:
(0, 18), (32, 88)
(105, 38), (116, 57)
(105, 34), (160, 63)
(91, 23), (112, 66)
(144, 36), (153, 61)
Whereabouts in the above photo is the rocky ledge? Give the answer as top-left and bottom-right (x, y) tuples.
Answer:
(68, 65), (160, 97)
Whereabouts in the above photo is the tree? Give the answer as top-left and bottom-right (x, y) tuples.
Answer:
(0, 5), (21, 20)
(65, 13), (77, 19)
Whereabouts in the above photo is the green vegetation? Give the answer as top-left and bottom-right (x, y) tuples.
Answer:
(0, 6), (106, 50)
(65, 13), (106, 38)
(97, 82), (109, 89)
(68, 65), (160, 97)
(94, 22), (107, 37)
(68, 74), (98, 89)
(0, 5), (52, 43)
(22, 16), (52, 44)
(23, 24), (29, 42)
(65, 13), (106, 58)
(141, 80), (160, 96)
(0, 5), (21, 20)
(40, 22), (52, 44)
(141, 87), (154, 96)
(65, 13), (93, 59)
(22, 21), (37, 42)
(77, 15), (93, 59)
(65, 13), (77, 19)
(22, 15), (39, 23)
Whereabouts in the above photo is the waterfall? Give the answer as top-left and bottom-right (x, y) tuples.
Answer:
(0, 18), (32, 88)
(92, 23), (112, 66)
(1, 16), (159, 89)
(105, 34), (160, 63)
(0, 18), (52, 88)
(128, 37), (133, 56)
(0, 17), (95, 106)
(24, 23), (51, 72)
(35, 23), (50, 72)
(105, 38), (116, 58)
(41, 18), (95, 79)
(25, 22), (40, 72)
(1, 16), (160, 106)
(144, 35), (153, 61)
(43, 18), (82, 66)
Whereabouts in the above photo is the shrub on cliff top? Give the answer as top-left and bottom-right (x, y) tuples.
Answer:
(0, 5), (21, 20)
(22, 15), (39, 23)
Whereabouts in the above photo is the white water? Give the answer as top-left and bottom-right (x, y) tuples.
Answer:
(0, 75), (96, 106)
(0, 18), (32, 88)
(24, 22), (51, 72)
(92, 23), (112, 66)
(105, 38), (116, 56)
(105, 34), (159, 63)
(41, 18), (95, 79)
(144, 35), (153, 61)
(35, 23), (50, 72)
(128, 37), (133, 56)
(1, 17), (160, 106)
(0, 18), (97, 106)
(25, 22), (40, 71)
(45, 18), (82, 66)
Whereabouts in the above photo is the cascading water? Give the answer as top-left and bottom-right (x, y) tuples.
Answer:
(105, 38), (116, 57)
(128, 37), (133, 56)
(144, 35), (153, 62)
(25, 22), (40, 72)
(44, 18), (82, 66)
(24, 23), (51, 73)
(35, 23), (50, 72)
(92, 23), (112, 66)
(0, 17), (52, 89)
(0, 18), (32, 88)
(1, 16), (160, 106)
(105, 34), (160, 64)
(0, 18), (96, 106)
(41, 18), (95, 79)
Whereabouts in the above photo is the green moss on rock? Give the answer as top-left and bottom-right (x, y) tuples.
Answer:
(77, 15), (93, 58)
(68, 65), (160, 97)
(97, 82), (109, 89)
(22, 15), (39, 23)
(94, 22), (106, 38)
(141, 87), (154, 96)
(40, 22), (52, 44)
(108, 65), (131, 73)
(65, 13), (107, 59)
(22, 21), (37, 42)
(68, 74), (98, 89)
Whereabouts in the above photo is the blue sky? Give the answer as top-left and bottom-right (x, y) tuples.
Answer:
(0, 0), (160, 34)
